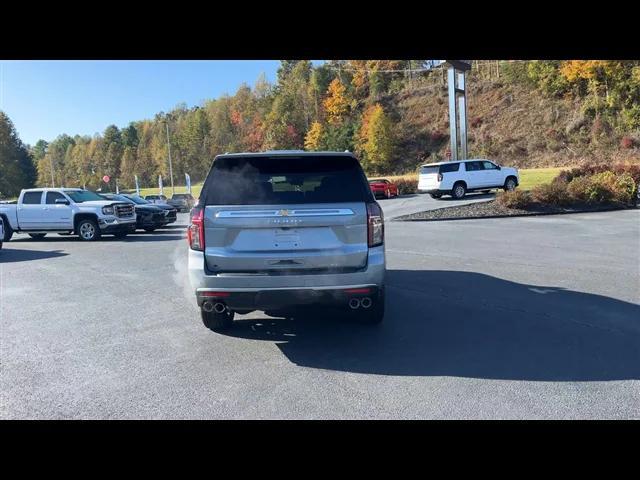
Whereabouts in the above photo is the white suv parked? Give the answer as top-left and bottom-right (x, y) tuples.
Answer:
(418, 159), (519, 199)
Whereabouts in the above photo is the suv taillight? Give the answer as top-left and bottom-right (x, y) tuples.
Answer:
(367, 202), (384, 247)
(437, 172), (443, 181)
(188, 206), (205, 251)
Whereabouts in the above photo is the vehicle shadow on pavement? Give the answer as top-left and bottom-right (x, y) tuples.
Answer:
(9, 234), (183, 243)
(113, 234), (184, 242)
(0, 247), (68, 263)
(223, 270), (640, 381)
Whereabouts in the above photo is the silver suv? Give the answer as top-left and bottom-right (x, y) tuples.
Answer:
(187, 151), (386, 331)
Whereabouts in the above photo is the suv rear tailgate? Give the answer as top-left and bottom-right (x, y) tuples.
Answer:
(204, 202), (368, 273)
(418, 165), (440, 189)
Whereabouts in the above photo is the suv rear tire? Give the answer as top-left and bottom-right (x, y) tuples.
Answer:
(201, 308), (235, 331)
(504, 177), (517, 191)
(451, 182), (467, 199)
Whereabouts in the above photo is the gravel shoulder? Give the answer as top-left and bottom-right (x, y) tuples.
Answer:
(395, 199), (634, 221)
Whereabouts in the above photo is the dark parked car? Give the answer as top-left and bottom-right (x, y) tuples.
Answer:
(100, 193), (169, 232)
(168, 193), (196, 212)
(144, 194), (168, 204)
(124, 194), (177, 224)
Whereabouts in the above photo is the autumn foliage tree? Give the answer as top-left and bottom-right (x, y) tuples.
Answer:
(323, 78), (351, 125)
(304, 121), (323, 151)
(0, 111), (36, 197)
(357, 104), (394, 173)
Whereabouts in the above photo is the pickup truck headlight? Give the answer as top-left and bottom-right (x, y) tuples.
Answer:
(102, 206), (115, 215)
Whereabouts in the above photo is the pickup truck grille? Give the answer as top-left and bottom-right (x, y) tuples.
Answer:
(115, 204), (135, 218)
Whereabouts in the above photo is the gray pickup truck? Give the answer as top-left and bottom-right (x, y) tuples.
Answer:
(0, 188), (137, 242)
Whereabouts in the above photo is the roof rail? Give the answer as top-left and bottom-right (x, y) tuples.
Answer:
(264, 149), (306, 153)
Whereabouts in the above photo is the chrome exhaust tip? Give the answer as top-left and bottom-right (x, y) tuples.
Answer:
(348, 298), (361, 310)
(361, 297), (372, 309)
(202, 301), (214, 313)
(213, 302), (227, 314)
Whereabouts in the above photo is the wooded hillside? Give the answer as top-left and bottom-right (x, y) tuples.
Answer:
(1, 60), (639, 197)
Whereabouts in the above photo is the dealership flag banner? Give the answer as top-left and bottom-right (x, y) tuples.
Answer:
(159, 175), (164, 195)
(135, 175), (140, 196)
(185, 173), (191, 194)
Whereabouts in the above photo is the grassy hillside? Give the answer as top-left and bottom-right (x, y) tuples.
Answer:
(389, 78), (640, 173)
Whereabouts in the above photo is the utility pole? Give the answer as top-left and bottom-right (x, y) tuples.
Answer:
(165, 120), (175, 195)
(446, 60), (472, 161)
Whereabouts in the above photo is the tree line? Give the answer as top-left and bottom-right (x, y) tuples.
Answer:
(1, 60), (638, 197)
(0, 111), (37, 198)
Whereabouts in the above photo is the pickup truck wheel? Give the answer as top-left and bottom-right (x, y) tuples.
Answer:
(28, 233), (47, 240)
(1, 220), (13, 242)
(201, 308), (235, 331)
(77, 219), (101, 241)
(451, 182), (467, 199)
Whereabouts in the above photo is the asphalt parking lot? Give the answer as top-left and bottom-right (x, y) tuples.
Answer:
(1, 200), (639, 419)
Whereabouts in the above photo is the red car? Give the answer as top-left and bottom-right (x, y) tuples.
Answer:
(368, 178), (399, 199)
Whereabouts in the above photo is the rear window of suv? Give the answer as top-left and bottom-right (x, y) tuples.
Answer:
(201, 155), (372, 205)
(420, 163), (460, 175)
(439, 163), (460, 173)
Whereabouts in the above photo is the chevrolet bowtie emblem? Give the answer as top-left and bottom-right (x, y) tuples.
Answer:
(279, 209), (290, 216)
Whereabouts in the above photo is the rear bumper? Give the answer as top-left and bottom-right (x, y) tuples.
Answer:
(188, 245), (386, 308)
(418, 188), (448, 194)
(196, 285), (381, 309)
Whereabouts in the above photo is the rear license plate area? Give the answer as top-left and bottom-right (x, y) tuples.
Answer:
(274, 229), (300, 248)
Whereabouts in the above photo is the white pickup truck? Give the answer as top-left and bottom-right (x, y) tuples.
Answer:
(0, 188), (137, 242)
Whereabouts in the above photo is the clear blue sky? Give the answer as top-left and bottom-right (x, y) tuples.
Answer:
(0, 60), (288, 147)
